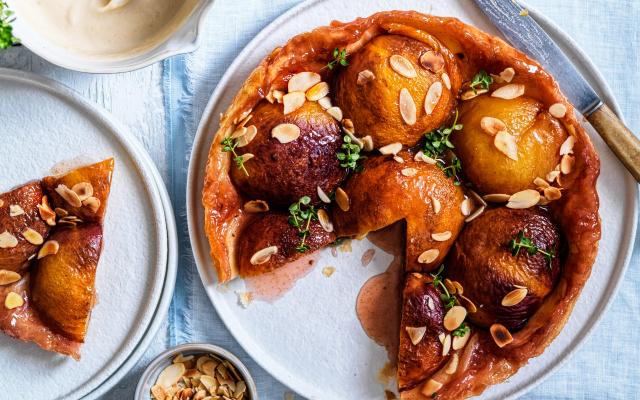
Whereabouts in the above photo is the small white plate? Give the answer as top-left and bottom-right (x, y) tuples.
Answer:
(187, 1), (638, 399)
(0, 68), (176, 400)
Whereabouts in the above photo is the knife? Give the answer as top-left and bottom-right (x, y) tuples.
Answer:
(474, 0), (640, 182)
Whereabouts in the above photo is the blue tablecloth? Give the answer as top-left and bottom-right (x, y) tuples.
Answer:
(104, 0), (640, 398)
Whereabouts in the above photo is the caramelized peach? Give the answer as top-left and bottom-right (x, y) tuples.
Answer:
(454, 95), (567, 194)
(334, 34), (459, 147)
(230, 101), (345, 207)
(446, 207), (561, 330)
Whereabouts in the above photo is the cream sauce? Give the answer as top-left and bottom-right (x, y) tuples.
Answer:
(12, 0), (199, 59)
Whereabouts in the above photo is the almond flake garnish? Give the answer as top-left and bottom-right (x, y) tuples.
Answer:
(72, 182), (94, 202)
(461, 88), (487, 100)
(243, 200), (269, 213)
(480, 116), (507, 136)
(38, 196), (56, 225)
(317, 96), (332, 110)
(0, 231), (18, 249)
(499, 67), (516, 83)
(389, 55), (417, 78)
(239, 153), (254, 163)
(445, 353), (459, 375)
(399, 88), (417, 125)
(322, 266), (336, 277)
(156, 362), (186, 389)
(236, 291), (253, 308)
(393, 156), (404, 163)
(335, 188), (350, 212)
(431, 231), (452, 242)
(492, 83), (525, 100)
(326, 106), (343, 121)
(0, 270), (21, 286)
(82, 197), (101, 213)
(0, 199), (3, 207)
(549, 103), (567, 118)
(362, 135), (374, 152)
(418, 249), (439, 264)
(544, 186), (562, 201)
(55, 184), (82, 207)
(419, 50), (445, 73)
(401, 168), (417, 177)
(37, 240), (60, 259)
(357, 69), (376, 85)
(507, 189), (540, 209)
(317, 186), (331, 204)
(442, 333), (452, 356)
(250, 246), (278, 265)
(483, 193), (511, 202)
(272, 123), (301, 143)
(306, 81), (330, 101)
(561, 154), (575, 174)
(442, 72), (451, 90)
(490, 323), (513, 348)
(424, 81), (443, 115)
(444, 306), (467, 331)
(431, 196), (441, 214)
(546, 170), (561, 183)
(283, 91), (306, 115)
(379, 142), (402, 156)
(465, 205), (485, 222)
(317, 209), (334, 233)
(494, 131), (519, 160)
(460, 197), (472, 216)
(172, 353), (194, 364)
(414, 151), (437, 164)
(236, 125), (258, 147)
(287, 71), (321, 93)
(559, 135), (575, 156)
(22, 228), (43, 245)
(502, 287), (528, 306)
(421, 379), (443, 397)
(271, 89), (284, 104)
(452, 328), (471, 350)
(4, 292), (23, 310)
(427, 296), (435, 311)
(9, 205), (24, 217)
(534, 177), (550, 189)
(405, 326), (426, 345)
(342, 118), (355, 135)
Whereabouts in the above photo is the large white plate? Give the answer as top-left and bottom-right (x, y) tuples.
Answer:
(0, 68), (175, 400)
(187, 1), (638, 399)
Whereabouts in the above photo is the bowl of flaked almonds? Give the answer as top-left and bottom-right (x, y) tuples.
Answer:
(135, 343), (257, 400)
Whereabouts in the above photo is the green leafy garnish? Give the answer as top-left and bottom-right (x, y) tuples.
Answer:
(439, 156), (462, 186)
(0, 1), (18, 49)
(508, 230), (555, 266)
(430, 265), (456, 309)
(423, 111), (464, 185)
(288, 196), (319, 253)
(326, 48), (349, 70)
(452, 322), (470, 337)
(337, 135), (363, 173)
(221, 137), (249, 176)
(469, 69), (493, 94)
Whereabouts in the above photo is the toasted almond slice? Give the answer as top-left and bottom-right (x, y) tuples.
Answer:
(534, 177), (550, 189)
(0, 270), (21, 286)
(414, 151), (437, 164)
(445, 353), (459, 374)
(393, 156), (404, 163)
(483, 193), (511, 202)
(362, 135), (374, 152)
(490, 323), (513, 348)
(317, 209), (334, 233)
(442, 72), (452, 90)
(321, 266), (335, 277)
(55, 184), (82, 207)
(344, 130), (364, 148)
(460, 197), (473, 216)
(494, 131), (518, 160)
(22, 228), (43, 245)
(459, 294), (477, 313)
(317, 96), (332, 110)
(453, 280), (464, 295)
(507, 189), (540, 209)
(82, 197), (101, 213)
(444, 278), (457, 294)
(272, 89), (285, 103)
(379, 142), (402, 156)
(549, 102), (567, 118)
(306, 81), (330, 101)
(272, 123), (301, 143)
(283, 91), (306, 115)
(468, 189), (487, 207)
(561, 154), (575, 175)
(239, 153), (254, 163)
(9, 204), (24, 217)
(427, 296), (435, 311)
(389, 55), (417, 78)
(287, 72), (321, 93)
(419, 50), (445, 72)
(424, 81), (443, 115)
(399, 88), (417, 125)
(4, 292), (23, 310)
(431, 231), (452, 242)
(559, 135), (575, 156)
(443, 306), (467, 331)
(461, 88), (488, 100)
(464, 205), (485, 223)
(250, 246), (278, 265)
(499, 67), (516, 83)
(55, 207), (68, 217)
(326, 106), (343, 121)
(405, 326), (427, 345)
(438, 332), (446, 344)
(342, 118), (355, 135)
(401, 168), (417, 177)
(72, 182), (94, 201)
(357, 69), (376, 85)
(150, 385), (166, 400)
(199, 374), (216, 390)
(173, 353), (195, 364)
(421, 379), (443, 397)
(37, 240), (60, 259)
(0, 232), (18, 249)
(418, 249), (439, 264)
(230, 126), (247, 139)
(238, 113), (253, 128)
(0, 199), (3, 207)
(452, 328), (471, 350)
(502, 287), (528, 306)
(236, 125), (258, 147)
(236, 291), (253, 308)
(442, 333), (452, 356)
(546, 170), (561, 183)
(317, 186), (331, 204)
(335, 188), (350, 212)
(157, 363), (186, 389)
(38, 196), (56, 224)
(480, 116), (507, 136)
(243, 200), (269, 213)
(544, 186), (562, 201)
(492, 83), (525, 100)
(431, 196), (441, 214)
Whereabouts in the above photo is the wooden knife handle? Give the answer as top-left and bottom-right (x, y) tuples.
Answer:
(587, 104), (640, 182)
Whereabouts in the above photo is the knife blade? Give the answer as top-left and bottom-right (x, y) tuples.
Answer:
(473, 0), (602, 116)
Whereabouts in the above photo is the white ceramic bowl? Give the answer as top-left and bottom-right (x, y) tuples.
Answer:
(135, 343), (258, 400)
(6, 0), (215, 73)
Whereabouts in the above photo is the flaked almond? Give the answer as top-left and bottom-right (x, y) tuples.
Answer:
(322, 266), (336, 277)
(507, 189), (540, 209)
(272, 123), (301, 143)
(22, 228), (43, 245)
(442, 333), (452, 356)
(37, 240), (59, 259)
(444, 278), (457, 294)
(460, 197), (473, 216)
(0, 270), (20, 286)
(238, 113), (253, 128)
(379, 142), (402, 156)
(559, 135), (575, 156)
(452, 328), (471, 350)
(326, 106), (343, 121)
(393, 156), (404, 163)
(306, 81), (330, 101)
(534, 177), (550, 189)
(444, 306), (467, 331)
(317, 96), (332, 110)
(156, 362), (186, 389)
(480, 116), (507, 136)
(236, 125), (258, 147)
(399, 88), (417, 125)
(239, 153), (254, 163)
(342, 118), (355, 135)
(250, 246), (278, 265)
(547, 169), (561, 183)
(150, 385), (166, 400)
(469, 189), (487, 207)
(0, 199), (3, 207)
(288, 71), (321, 93)
(55, 207), (68, 217)
(414, 151), (437, 164)
(344, 131), (364, 148)
(419, 50), (445, 72)
(172, 353), (195, 364)
(317, 186), (331, 203)
(492, 83), (525, 99)
(461, 88), (487, 100)
(236, 291), (253, 308)
(465, 205), (485, 222)
(452, 281), (464, 295)
(544, 186), (562, 201)
(82, 197), (101, 213)
(243, 200), (269, 213)
(0, 231), (18, 249)
(431, 231), (452, 241)
(362, 135), (374, 152)
(335, 188), (350, 212)
(442, 72), (451, 90)
(549, 102), (567, 118)
(272, 89), (285, 103)
(389, 55), (417, 78)
(483, 193), (510, 202)
(283, 91), (305, 115)
(490, 323), (513, 348)
(317, 209), (334, 233)
(55, 184), (82, 207)
(4, 292), (23, 310)
(418, 249), (439, 264)
(502, 287), (528, 306)
(231, 126), (247, 139)
(445, 353), (459, 374)
(499, 67), (516, 83)
(38, 196), (56, 225)
(494, 131), (518, 160)
(427, 296), (435, 311)
(421, 379), (443, 397)
(9, 204), (24, 217)
(357, 69), (376, 85)
(406, 326), (427, 345)
(431, 196), (441, 214)
(561, 154), (575, 174)
(424, 81), (443, 115)
(72, 182), (94, 201)
(401, 168), (417, 177)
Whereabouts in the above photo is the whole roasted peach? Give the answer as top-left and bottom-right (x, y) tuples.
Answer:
(454, 95), (567, 194)
(334, 34), (460, 147)
(446, 207), (561, 331)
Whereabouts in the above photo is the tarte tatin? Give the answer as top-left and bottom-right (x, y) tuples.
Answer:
(202, 11), (600, 399)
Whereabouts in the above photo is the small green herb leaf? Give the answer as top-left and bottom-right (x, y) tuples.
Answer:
(452, 322), (470, 337)
(337, 135), (364, 172)
(0, 1), (19, 49)
(288, 196), (319, 253)
(469, 69), (493, 94)
(508, 230), (555, 267)
(220, 137), (249, 176)
(423, 111), (464, 185)
(326, 48), (349, 70)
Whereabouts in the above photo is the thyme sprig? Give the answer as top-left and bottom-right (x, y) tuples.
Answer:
(452, 322), (470, 337)
(326, 48), (349, 70)
(469, 69), (493, 94)
(337, 135), (363, 173)
(423, 111), (464, 185)
(0, 1), (18, 49)
(288, 196), (318, 253)
(221, 137), (249, 176)
(430, 265), (456, 309)
(509, 230), (555, 267)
